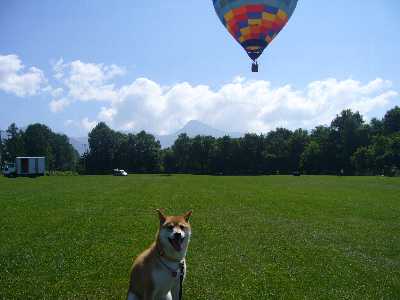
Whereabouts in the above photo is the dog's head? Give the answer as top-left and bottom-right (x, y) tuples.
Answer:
(156, 209), (192, 260)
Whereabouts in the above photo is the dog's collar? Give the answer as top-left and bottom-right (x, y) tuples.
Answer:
(157, 255), (184, 278)
(156, 243), (184, 277)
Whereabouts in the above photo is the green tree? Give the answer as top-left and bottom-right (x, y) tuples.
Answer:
(288, 129), (309, 172)
(330, 110), (367, 174)
(383, 106), (400, 134)
(368, 117), (384, 137)
(51, 133), (79, 171)
(351, 146), (375, 175)
(300, 141), (322, 174)
(131, 131), (161, 173)
(172, 134), (192, 173)
(264, 128), (292, 174)
(212, 136), (236, 174)
(4, 123), (25, 161)
(162, 148), (177, 173)
(189, 135), (216, 174)
(235, 134), (265, 174)
(23, 123), (78, 171)
(87, 122), (118, 174)
(0, 129), (5, 165)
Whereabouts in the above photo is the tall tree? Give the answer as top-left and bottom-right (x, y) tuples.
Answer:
(300, 141), (323, 174)
(383, 106), (400, 134)
(23, 123), (78, 171)
(162, 148), (177, 174)
(50, 133), (79, 171)
(24, 124), (55, 169)
(238, 134), (266, 174)
(0, 129), (4, 165)
(87, 122), (118, 174)
(4, 123), (25, 161)
(264, 128), (292, 174)
(172, 134), (192, 173)
(330, 110), (366, 174)
(212, 136), (235, 174)
(288, 129), (309, 172)
(189, 135), (216, 174)
(351, 146), (375, 175)
(131, 131), (161, 173)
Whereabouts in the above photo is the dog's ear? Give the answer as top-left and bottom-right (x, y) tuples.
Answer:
(156, 209), (166, 224)
(183, 210), (193, 222)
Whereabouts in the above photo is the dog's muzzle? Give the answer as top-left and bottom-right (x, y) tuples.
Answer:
(169, 232), (184, 252)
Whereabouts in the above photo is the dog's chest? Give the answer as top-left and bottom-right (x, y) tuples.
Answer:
(152, 267), (179, 295)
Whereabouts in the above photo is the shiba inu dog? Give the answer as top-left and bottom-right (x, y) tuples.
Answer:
(127, 209), (192, 300)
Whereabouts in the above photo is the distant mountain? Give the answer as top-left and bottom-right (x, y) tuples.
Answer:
(68, 120), (243, 153)
(155, 120), (243, 148)
(69, 137), (89, 155)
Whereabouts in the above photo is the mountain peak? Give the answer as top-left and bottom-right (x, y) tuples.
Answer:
(176, 120), (224, 136)
(185, 119), (204, 127)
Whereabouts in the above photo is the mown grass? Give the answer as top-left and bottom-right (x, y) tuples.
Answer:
(0, 175), (399, 299)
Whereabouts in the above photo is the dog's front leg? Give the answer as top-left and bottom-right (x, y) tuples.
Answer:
(143, 291), (155, 300)
(161, 292), (173, 300)
(170, 280), (182, 300)
(127, 292), (140, 300)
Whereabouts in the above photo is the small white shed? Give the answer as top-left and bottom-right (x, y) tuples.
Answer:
(15, 157), (46, 176)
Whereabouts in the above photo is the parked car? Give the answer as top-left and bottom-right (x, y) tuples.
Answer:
(113, 169), (128, 176)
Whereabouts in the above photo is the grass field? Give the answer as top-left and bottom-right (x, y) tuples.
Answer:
(0, 175), (399, 299)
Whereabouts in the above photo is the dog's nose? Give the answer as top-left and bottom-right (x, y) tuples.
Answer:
(173, 232), (183, 240)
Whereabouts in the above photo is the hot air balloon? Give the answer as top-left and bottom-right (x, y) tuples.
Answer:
(213, 0), (298, 72)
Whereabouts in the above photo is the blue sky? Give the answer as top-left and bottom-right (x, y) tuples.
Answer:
(1, 0), (399, 136)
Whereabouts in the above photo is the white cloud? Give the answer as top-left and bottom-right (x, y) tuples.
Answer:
(81, 117), (97, 131)
(0, 54), (46, 97)
(96, 77), (397, 134)
(51, 87), (64, 98)
(65, 117), (98, 132)
(48, 59), (398, 134)
(53, 59), (124, 102)
(49, 98), (70, 113)
(53, 58), (66, 80)
(98, 106), (117, 122)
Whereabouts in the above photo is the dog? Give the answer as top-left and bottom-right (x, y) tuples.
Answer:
(127, 209), (192, 300)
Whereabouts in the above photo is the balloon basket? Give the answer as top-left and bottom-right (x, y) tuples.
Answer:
(251, 62), (259, 73)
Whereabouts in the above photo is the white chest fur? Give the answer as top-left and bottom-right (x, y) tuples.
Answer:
(152, 259), (185, 298)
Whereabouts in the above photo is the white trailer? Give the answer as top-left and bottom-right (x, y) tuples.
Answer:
(3, 157), (46, 177)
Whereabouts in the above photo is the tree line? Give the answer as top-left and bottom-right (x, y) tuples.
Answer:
(82, 106), (400, 176)
(0, 123), (79, 171)
(1, 106), (399, 176)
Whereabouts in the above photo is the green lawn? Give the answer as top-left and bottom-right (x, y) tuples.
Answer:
(0, 175), (399, 299)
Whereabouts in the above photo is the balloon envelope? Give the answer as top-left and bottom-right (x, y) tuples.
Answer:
(213, 0), (298, 61)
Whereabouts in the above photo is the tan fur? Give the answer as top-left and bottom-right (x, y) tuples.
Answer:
(127, 210), (192, 300)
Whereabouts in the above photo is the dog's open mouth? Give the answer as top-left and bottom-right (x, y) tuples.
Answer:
(168, 237), (183, 252)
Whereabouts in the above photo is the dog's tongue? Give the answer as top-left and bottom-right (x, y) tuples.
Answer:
(170, 238), (182, 252)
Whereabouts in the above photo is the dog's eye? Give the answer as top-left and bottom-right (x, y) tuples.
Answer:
(167, 225), (174, 230)
(180, 225), (185, 230)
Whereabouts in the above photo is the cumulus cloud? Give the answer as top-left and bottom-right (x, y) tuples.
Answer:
(50, 59), (398, 134)
(98, 106), (117, 122)
(48, 59), (125, 113)
(51, 87), (64, 98)
(65, 117), (97, 132)
(53, 59), (124, 102)
(94, 77), (397, 134)
(0, 54), (46, 97)
(49, 98), (70, 113)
